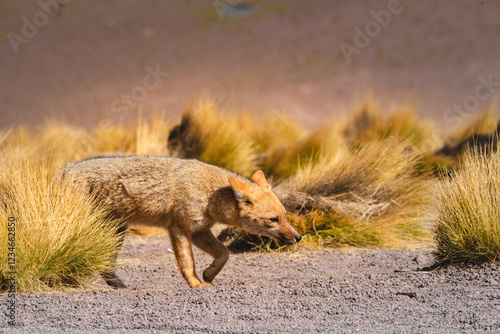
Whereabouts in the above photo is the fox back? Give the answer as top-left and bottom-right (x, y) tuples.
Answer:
(63, 156), (232, 228)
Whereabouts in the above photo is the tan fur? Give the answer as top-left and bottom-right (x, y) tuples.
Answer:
(62, 156), (300, 288)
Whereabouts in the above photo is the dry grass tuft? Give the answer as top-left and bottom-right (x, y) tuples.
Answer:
(433, 146), (500, 264)
(134, 113), (171, 156)
(0, 152), (123, 292)
(260, 122), (346, 180)
(92, 113), (171, 156)
(343, 102), (440, 150)
(37, 121), (95, 170)
(168, 99), (257, 176)
(246, 111), (307, 154)
(8, 113), (172, 168)
(446, 106), (499, 145)
(437, 108), (500, 159)
(222, 138), (432, 250)
(91, 123), (136, 154)
(281, 138), (432, 248)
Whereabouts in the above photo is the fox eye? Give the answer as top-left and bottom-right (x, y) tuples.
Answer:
(244, 199), (253, 206)
(269, 217), (279, 223)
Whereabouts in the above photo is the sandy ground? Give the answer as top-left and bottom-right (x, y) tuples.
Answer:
(1, 1), (500, 129)
(1, 2), (500, 332)
(1, 234), (499, 333)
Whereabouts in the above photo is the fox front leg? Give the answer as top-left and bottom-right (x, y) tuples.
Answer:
(168, 226), (209, 288)
(192, 228), (229, 284)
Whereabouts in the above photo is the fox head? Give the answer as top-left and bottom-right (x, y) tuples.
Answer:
(228, 170), (301, 245)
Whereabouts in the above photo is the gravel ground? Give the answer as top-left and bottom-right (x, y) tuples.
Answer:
(1, 234), (499, 333)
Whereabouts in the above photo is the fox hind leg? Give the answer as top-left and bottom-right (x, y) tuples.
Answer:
(101, 223), (128, 289)
(192, 228), (229, 284)
(102, 270), (128, 289)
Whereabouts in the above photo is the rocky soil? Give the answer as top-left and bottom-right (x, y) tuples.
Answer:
(1, 234), (499, 333)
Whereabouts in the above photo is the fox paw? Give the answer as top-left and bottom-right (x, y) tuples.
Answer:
(200, 282), (212, 287)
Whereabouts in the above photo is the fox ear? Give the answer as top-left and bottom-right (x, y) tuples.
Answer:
(228, 175), (253, 204)
(250, 170), (271, 190)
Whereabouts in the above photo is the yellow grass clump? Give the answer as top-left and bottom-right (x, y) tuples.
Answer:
(445, 106), (498, 145)
(259, 122), (346, 180)
(433, 108), (500, 173)
(343, 101), (440, 150)
(283, 138), (432, 247)
(92, 112), (171, 156)
(37, 121), (95, 170)
(433, 146), (500, 264)
(221, 138), (432, 251)
(168, 99), (258, 177)
(7, 113), (172, 170)
(245, 111), (307, 154)
(0, 152), (123, 292)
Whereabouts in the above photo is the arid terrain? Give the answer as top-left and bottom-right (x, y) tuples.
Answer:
(1, 233), (499, 333)
(1, 0), (500, 128)
(2, 1), (500, 333)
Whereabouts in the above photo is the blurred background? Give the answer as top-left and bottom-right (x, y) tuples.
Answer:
(1, 0), (499, 128)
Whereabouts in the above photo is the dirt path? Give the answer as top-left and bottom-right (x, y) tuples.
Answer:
(1, 234), (499, 333)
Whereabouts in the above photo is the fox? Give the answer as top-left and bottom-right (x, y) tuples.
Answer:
(61, 156), (301, 289)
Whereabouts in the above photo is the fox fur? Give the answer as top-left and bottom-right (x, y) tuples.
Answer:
(61, 156), (301, 288)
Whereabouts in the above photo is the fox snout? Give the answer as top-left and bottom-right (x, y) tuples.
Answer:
(278, 234), (302, 245)
(271, 213), (301, 245)
(276, 222), (302, 245)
